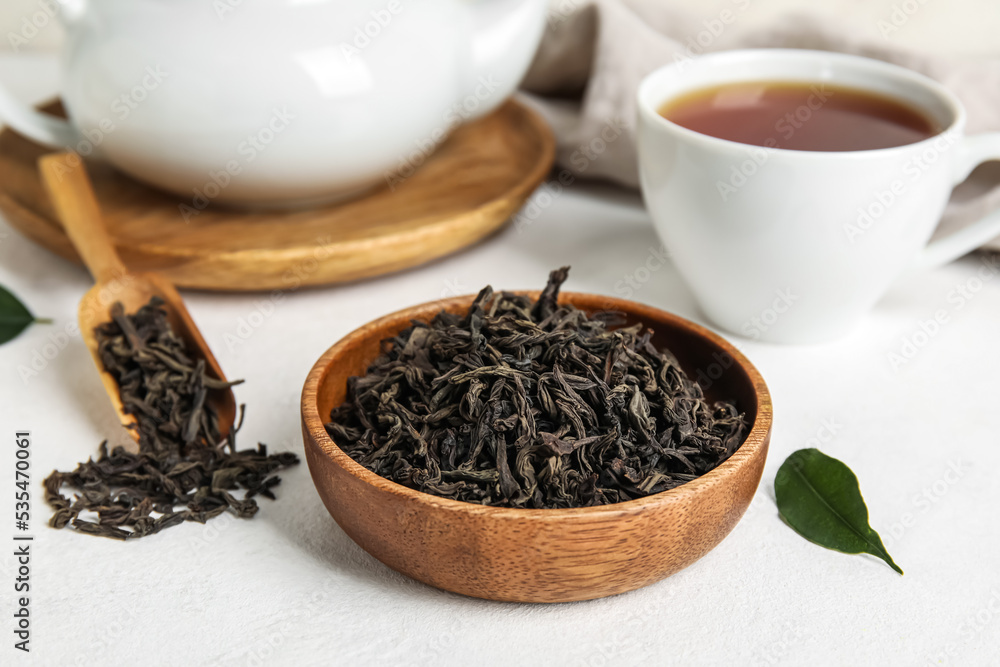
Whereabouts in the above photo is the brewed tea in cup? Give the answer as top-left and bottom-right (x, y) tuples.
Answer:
(637, 50), (1000, 343)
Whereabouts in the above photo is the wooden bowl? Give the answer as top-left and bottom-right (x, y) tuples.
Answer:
(301, 293), (772, 603)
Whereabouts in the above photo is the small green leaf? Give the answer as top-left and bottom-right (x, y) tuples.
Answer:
(0, 284), (49, 345)
(775, 448), (902, 575)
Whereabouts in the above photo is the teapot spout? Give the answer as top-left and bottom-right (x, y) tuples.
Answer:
(460, 0), (548, 119)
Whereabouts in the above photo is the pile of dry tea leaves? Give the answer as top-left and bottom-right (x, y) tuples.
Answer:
(326, 267), (747, 509)
(44, 298), (298, 540)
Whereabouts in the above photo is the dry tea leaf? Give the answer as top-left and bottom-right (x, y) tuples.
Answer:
(326, 267), (748, 509)
(775, 448), (902, 575)
(45, 297), (298, 540)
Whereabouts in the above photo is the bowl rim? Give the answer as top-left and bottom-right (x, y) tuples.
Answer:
(301, 291), (772, 520)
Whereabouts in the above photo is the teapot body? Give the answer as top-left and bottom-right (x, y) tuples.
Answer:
(50, 0), (547, 207)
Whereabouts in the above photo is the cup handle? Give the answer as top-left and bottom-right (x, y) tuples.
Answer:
(913, 133), (1000, 270)
(0, 84), (78, 148)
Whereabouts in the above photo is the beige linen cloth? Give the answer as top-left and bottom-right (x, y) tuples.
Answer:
(520, 1), (1000, 250)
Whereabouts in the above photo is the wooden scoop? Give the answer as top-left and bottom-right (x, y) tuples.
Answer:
(39, 152), (237, 454)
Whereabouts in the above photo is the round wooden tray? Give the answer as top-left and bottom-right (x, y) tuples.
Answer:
(0, 99), (553, 291)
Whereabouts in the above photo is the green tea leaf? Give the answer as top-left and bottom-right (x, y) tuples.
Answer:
(775, 448), (903, 575)
(0, 284), (49, 345)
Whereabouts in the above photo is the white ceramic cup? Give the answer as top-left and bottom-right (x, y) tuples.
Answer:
(637, 49), (1000, 343)
(0, 0), (548, 209)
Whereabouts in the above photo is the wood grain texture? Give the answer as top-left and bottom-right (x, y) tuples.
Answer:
(301, 292), (773, 603)
(39, 153), (237, 454)
(0, 100), (554, 291)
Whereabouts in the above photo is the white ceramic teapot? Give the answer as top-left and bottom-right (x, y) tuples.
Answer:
(0, 0), (549, 209)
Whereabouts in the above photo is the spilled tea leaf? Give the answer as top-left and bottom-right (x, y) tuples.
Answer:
(775, 448), (902, 574)
(0, 284), (50, 345)
(45, 297), (299, 540)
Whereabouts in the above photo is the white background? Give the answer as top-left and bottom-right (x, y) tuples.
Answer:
(1, 4), (999, 666)
(3, 0), (1000, 56)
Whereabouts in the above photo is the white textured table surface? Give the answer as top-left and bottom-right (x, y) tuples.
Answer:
(1, 55), (998, 667)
